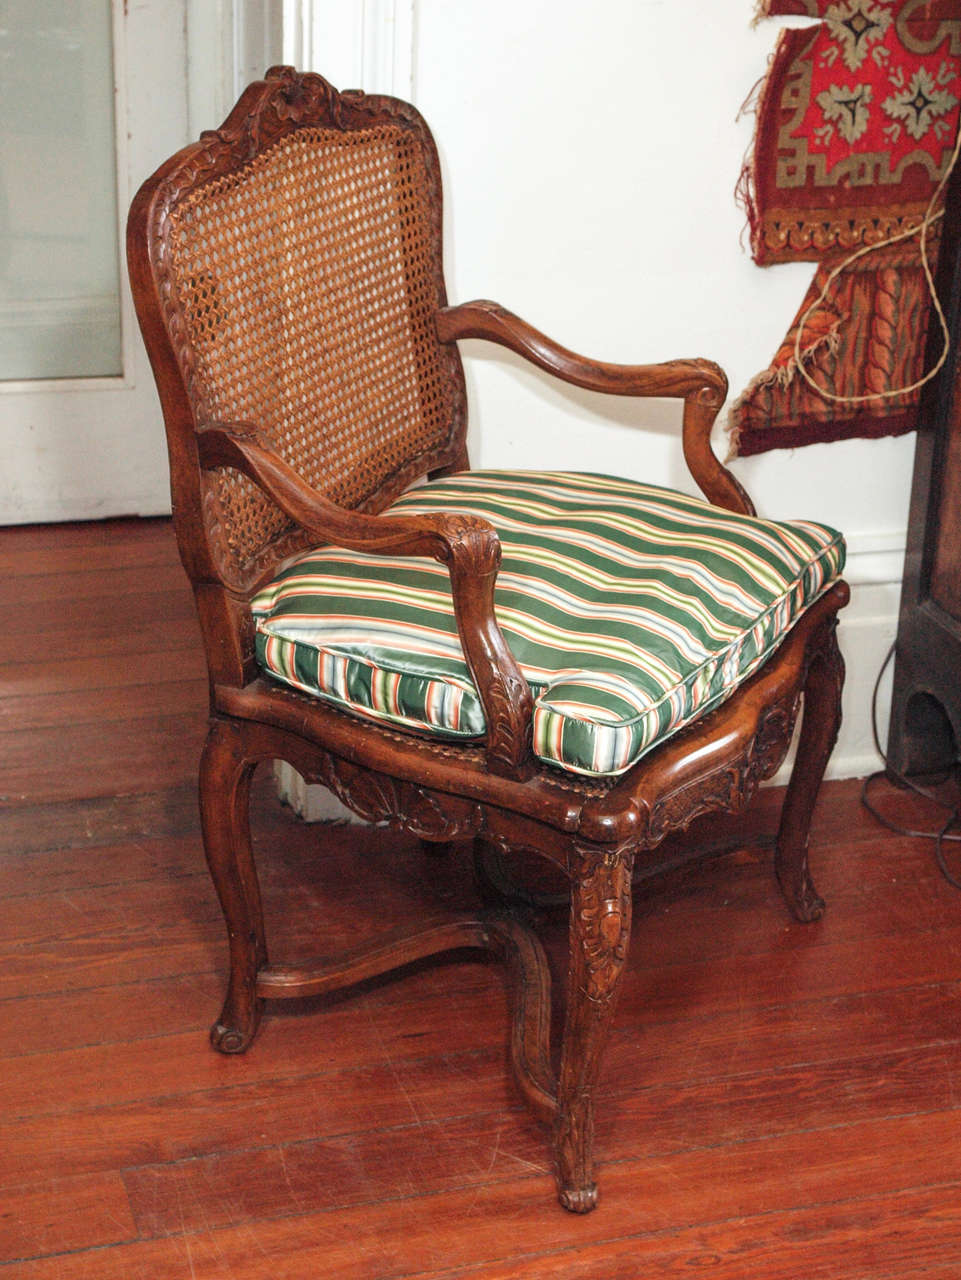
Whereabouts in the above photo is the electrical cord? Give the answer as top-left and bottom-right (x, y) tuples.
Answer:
(860, 642), (961, 890)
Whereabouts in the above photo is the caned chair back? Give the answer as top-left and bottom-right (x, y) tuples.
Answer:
(128, 67), (466, 592)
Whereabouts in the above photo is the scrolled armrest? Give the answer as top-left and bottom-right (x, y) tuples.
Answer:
(436, 300), (754, 517)
(437, 300), (727, 399)
(197, 423), (533, 775)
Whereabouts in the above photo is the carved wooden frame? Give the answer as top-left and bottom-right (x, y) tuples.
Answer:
(127, 67), (850, 1213)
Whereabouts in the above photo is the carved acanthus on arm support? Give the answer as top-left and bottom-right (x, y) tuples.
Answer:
(436, 300), (754, 517)
(197, 424), (533, 776)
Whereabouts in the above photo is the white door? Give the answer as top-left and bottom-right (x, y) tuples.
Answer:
(0, 0), (190, 524)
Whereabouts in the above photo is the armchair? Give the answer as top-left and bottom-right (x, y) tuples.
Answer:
(127, 67), (848, 1212)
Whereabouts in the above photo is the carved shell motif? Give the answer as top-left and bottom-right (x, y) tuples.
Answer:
(304, 753), (484, 841)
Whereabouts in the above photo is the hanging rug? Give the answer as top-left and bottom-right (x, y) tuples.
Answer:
(730, 0), (960, 455)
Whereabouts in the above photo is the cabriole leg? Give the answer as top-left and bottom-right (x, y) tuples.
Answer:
(199, 719), (266, 1054)
(775, 621), (845, 922)
(554, 848), (634, 1212)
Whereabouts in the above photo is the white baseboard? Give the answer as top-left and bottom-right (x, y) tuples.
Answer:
(274, 759), (357, 822)
(822, 531), (902, 780)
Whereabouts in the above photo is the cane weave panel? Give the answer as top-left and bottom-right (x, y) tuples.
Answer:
(251, 470), (845, 777)
(166, 125), (455, 570)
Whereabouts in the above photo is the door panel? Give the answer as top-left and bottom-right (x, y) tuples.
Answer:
(0, 0), (188, 524)
(0, 3), (122, 380)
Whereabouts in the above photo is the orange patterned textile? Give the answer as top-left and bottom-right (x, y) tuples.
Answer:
(731, 1), (960, 456)
(731, 235), (937, 453)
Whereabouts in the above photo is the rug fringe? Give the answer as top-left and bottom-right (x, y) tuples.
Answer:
(767, 323), (842, 389)
(725, 321), (841, 458)
(735, 160), (761, 258)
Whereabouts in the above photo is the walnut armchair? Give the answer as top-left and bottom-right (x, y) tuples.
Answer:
(127, 67), (848, 1212)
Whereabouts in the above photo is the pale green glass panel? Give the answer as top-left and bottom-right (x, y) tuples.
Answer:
(0, 1), (122, 379)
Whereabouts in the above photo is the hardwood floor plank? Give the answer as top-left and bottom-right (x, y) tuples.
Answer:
(0, 832), (205, 899)
(0, 933), (220, 1003)
(428, 1186), (961, 1280)
(0, 537), (178, 581)
(596, 1041), (961, 1161)
(0, 517), (173, 553)
(3, 870), (957, 1090)
(1, 712), (207, 803)
(10, 1169), (961, 1279)
(3, 1034), (959, 1216)
(0, 973), (509, 1126)
(0, 974), (216, 1059)
(118, 1086), (961, 1241)
(1, 869), (220, 947)
(0, 1045), (517, 1189)
(0, 1174), (137, 1264)
(0, 677), (207, 732)
(119, 1106), (547, 1236)
(4, 912), (961, 1066)
(0, 561), (188, 608)
(0, 785), (201, 856)
(0, 650), (205, 701)
(0, 617), (199, 668)
(0, 782), (325, 890)
(0, 587), (196, 642)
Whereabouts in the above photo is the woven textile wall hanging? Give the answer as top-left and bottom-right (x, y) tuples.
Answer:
(730, 0), (961, 457)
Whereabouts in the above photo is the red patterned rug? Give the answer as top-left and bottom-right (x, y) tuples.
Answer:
(731, 1), (960, 457)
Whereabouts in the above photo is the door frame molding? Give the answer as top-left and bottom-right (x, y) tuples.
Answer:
(281, 0), (415, 96)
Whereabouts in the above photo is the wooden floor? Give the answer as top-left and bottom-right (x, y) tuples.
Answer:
(4, 516), (961, 1278)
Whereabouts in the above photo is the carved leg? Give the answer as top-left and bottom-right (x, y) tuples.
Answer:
(775, 621), (845, 922)
(199, 719), (266, 1054)
(554, 848), (634, 1212)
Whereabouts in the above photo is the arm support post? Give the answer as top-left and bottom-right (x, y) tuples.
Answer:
(436, 300), (753, 516)
(197, 424), (533, 776)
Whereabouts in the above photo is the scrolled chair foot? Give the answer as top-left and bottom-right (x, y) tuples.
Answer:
(558, 1182), (598, 1214)
(775, 840), (825, 923)
(779, 869), (825, 923)
(210, 1018), (259, 1055)
(774, 617), (844, 925)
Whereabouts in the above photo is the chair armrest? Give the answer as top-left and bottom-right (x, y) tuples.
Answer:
(197, 423), (533, 776)
(436, 299), (755, 517)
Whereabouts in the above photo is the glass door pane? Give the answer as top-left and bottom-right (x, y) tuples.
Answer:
(0, 0), (122, 379)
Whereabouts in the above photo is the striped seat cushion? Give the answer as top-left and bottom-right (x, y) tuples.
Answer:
(252, 471), (845, 777)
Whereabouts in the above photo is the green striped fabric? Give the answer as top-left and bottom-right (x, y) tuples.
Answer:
(252, 471), (845, 776)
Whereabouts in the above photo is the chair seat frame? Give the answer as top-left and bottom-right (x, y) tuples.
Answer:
(128, 67), (849, 1212)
